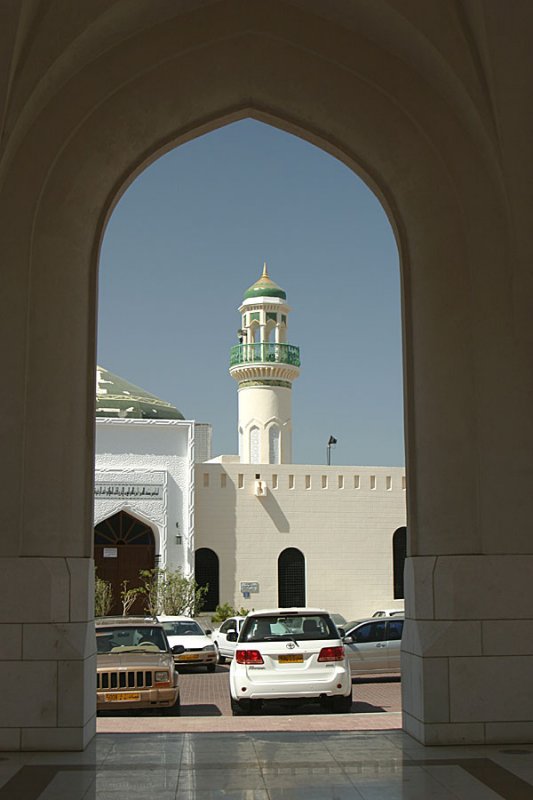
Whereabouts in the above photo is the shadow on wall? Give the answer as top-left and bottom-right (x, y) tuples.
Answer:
(258, 492), (290, 533)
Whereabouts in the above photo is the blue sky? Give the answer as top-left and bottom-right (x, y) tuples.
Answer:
(98, 119), (404, 466)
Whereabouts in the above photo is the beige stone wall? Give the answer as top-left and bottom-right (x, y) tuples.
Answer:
(195, 464), (406, 620)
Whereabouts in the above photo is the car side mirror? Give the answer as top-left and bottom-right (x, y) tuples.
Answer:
(205, 629), (212, 635)
(227, 631), (238, 642)
(343, 635), (354, 644)
(172, 644), (185, 654)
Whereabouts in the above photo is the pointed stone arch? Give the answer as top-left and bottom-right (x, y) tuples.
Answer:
(2, 0), (526, 749)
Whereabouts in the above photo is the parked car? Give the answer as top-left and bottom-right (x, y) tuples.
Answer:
(228, 608), (352, 715)
(371, 608), (404, 617)
(343, 616), (404, 674)
(158, 615), (217, 672)
(96, 616), (180, 714)
(211, 615), (246, 663)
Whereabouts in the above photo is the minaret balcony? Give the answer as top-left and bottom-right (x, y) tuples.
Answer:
(230, 342), (301, 368)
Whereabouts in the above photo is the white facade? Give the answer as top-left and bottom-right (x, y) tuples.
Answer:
(194, 463), (406, 620)
(95, 418), (211, 577)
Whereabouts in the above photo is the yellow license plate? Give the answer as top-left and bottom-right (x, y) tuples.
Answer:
(179, 653), (199, 661)
(105, 692), (141, 702)
(278, 654), (304, 663)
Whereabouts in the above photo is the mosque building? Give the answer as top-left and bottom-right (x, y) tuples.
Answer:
(94, 266), (406, 618)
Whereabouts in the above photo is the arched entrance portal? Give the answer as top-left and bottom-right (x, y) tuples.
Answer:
(94, 511), (155, 615)
(195, 548), (220, 612)
(3, 2), (529, 750)
(278, 548), (306, 607)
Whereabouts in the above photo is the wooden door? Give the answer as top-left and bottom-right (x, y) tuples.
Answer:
(94, 511), (155, 615)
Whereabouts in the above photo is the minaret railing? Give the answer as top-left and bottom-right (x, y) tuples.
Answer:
(230, 342), (300, 368)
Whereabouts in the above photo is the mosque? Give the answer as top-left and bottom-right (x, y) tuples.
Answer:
(95, 266), (406, 619)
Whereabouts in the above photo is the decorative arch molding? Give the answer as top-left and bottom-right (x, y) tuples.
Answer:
(268, 422), (280, 465)
(3, 6), (510, 569)
(93, 503), (162, 556)
(249, 425), (260, 464)
(2, 0), (525, 749)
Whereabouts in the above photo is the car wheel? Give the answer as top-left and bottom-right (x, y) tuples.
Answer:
(330, 690), (353, 713)
(206, 663), (216, 673)
(161, 694), (181, 716)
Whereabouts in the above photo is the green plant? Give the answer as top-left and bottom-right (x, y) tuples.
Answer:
(94, 570), (113, 617)
(138, 567), (163, 616)
(211, 603), (250, 624)
(120, 580), (141, 616)
(138, 567), (207, 616)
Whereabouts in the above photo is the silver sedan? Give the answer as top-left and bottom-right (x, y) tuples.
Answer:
(343, 617), (404, 675)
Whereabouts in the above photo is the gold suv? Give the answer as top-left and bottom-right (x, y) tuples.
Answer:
(96, 616), (180, 714)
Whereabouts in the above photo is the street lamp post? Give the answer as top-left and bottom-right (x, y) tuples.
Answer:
(326, 435), (337, 466)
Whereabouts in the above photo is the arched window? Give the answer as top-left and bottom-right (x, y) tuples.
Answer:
(393, 526), (407, 599)
(269, 425), (280, 464)
(195, 548), (219, 611)
(265, 319), (276, 342)
(251, 322), (260, 342)
(250, 425), (260, 463)
(95, 511), (155, 546)
(278, 547), (306, 607)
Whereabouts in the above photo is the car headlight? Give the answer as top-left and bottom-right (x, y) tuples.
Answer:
(155, 671), (169, 683)
(203, 644), (216, 652)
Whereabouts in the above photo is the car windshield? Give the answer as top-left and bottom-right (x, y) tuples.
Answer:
(240, 614), (338, 642)
(161, 621), (204, 637)
(96, 626), (168, 654)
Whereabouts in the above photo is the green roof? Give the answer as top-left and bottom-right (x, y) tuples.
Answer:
(96, 366), (184, 420)
(244, 263), (286, 301)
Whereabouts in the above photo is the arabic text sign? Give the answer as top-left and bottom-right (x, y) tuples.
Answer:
(95, 483), (163, 500)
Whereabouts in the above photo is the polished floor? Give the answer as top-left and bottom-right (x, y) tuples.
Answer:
(2, 731), (533, 799)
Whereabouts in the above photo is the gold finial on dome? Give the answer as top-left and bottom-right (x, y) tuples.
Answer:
(243, 262), (286, 300)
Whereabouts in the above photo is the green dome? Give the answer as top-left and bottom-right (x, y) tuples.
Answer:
(96, 366), (184, 420)
(243, 263), (286, 301)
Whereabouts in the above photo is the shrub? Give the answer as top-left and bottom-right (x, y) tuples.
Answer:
(138, 567), (207, 616)
(120, 580), (141, 616)
(94, 570), (113, 617)
(211, 603), (250, 623)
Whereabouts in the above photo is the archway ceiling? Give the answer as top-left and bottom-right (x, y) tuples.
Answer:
(0, 0), (518, 174)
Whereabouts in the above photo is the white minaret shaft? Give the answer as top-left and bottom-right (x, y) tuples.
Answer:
(229, 264), (300, 464)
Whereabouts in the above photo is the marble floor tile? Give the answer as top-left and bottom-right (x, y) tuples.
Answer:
(1, 730), (533, 800)
(176, 790), (270, 800)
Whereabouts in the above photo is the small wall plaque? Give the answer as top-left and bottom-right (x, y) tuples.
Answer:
(240, 581), (259, 594)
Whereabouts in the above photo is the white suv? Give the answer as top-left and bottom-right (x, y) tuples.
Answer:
(228, 608), (352, 715)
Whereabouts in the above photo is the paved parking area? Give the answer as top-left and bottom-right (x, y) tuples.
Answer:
(97, 666), (402, 733)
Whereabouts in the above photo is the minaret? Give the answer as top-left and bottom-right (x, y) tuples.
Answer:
(229, 264), (300, 464)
